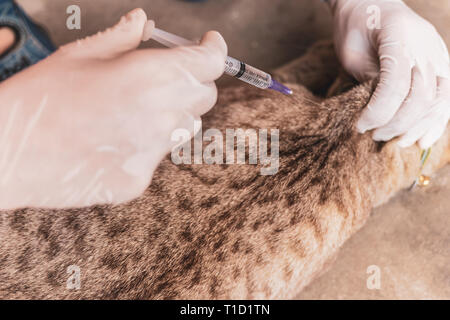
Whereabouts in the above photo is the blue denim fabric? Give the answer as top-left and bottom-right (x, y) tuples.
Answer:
(0, 0), (56, 82)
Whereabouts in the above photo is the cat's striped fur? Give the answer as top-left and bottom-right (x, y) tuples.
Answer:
(0, 42), (449, 299)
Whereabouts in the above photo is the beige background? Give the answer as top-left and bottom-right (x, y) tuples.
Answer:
(16, 0), (450, 299)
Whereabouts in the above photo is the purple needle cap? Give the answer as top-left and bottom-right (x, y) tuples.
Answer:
(269, 79), (293, 95)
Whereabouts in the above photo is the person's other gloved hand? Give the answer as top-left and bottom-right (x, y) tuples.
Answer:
(0, 8), (227, 209)
(330, 0), (450, 148)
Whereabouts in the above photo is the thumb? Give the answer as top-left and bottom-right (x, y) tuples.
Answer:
(357, 45), (413, 133)
(64, 8), (147, 59)
(166, 31), (228, 83)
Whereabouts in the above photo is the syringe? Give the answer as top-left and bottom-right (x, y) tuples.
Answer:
(142, 22), (293, 95)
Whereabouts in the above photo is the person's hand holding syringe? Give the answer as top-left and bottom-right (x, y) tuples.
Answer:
(0, 8), (292, 210)
(142, 20), (293, 95)
(0, 9), (230, 209)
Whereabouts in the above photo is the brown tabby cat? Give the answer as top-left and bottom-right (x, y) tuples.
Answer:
(0, 41), (449, 299)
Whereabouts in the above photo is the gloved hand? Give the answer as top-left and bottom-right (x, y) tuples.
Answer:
(0, 8), (227, 209)
(330, 0), (450, 149)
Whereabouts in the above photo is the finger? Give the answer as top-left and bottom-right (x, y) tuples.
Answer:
(63, 8), (148, 59)
(164, 81), (218, 117)
(185, 82), (218, 117)
(142, 20), (155, 42)
(397, 115), (434, 148)
(153, 31), (228, 83)
(397, 96), (448, 148)
(419, 76), (450, 148)
(172, 113), (202, 145)
(357, 45), (413, 133)
(435, 36), (450, 78)
(174, 30), (227, 82)
(419, 114), (449, 149)
(436, 74), (450, 101)
(372, 66), (436, 141)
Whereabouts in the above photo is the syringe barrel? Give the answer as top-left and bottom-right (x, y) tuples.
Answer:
(224, 57), (272, 90)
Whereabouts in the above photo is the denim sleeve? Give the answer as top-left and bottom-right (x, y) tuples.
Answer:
(0, 0), (56, 81)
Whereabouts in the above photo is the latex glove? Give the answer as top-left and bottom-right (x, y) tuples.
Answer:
(330, 0), (450, 149)
(0, 8), (227, 209)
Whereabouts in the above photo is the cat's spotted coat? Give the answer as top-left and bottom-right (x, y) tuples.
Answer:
(0, 42), (449, 299)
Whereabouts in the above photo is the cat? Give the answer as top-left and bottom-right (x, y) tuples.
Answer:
(0, 41), (449, 299)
